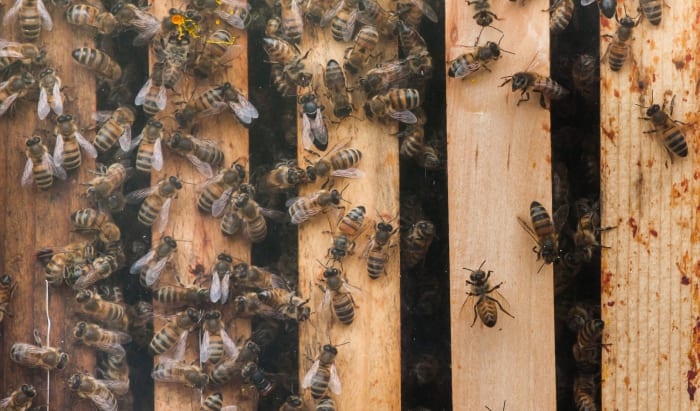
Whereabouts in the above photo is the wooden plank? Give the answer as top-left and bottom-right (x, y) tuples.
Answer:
(1, 5), (97, 411)
(600, 2), (700, 410)
(446, 1), (555, 410)
(297, 8), (402, 411)
(148, 2), (253, 411)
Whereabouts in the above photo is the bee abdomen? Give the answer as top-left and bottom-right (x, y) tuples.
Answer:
(138, 198), (162, 226)
(245, 216), (267, 243)
(549, 0), (574, 34)
(477, 299), (498, 327)
(148, 328), (179, 355)
(333, 295), (355, 324)
(331, 148), (362, 170)
(310, 367), (331, 398)
(367, 249), (387, 279)
(607, 42), (629, 71)
(662, 127), (688, 157)
(530, 201), (554, 237)
(34, 167), (53, 190)
(640, 0), (662, 25)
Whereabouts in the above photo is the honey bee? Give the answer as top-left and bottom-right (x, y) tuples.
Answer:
(209, 0), (253, 30)
(573, 211), (614, 263)
(401, 219), (435, 269)
(175, 82), (259, 127)
(0, 274), (16, 324)
(126, 176), (183, 233)
(149, 307), (202, 357)
(21, 136), (66, 190)
(326, 0), (359, 41)
(546, 0), (574, 34)
(287, 188), (345, 225)
(200, 392), (239, 411)
(135, 67), (167, 117)
(208, 253), (233, 304)
(201, 310), (239, 365)
(0, 384), (36, 410)
(327, 206), (366, 266)
(298, 92), (329, 151)
(235, 192), (285, 243)
(73, 321), (132, 360)
(324, 59), (353, 119)
(639, 0), (661, 25)
(168, 132), (224, 178)
(517, 201), (568, 269)
(2, 0), (53, 41)
(320, 266), (359, 325)
(467, 0), (500, 33)
(573, 373), (597, 411)
(70, 254), (120, 290)
(359, 59), (411, 96)
(201, 162), (246, 215)
(571, 54), (599, 103)
(0, 72), (35, 117)
(500, 71), (569, 108)
(316, 397), (337, 411)
(155, 283), (210, 307)
(194, 29), (238, 78)
(302, 344), (342, 399)
(602, 11), (640, 71)
(261, 160), (309, 192)
(84, 163), (128, 210)
(53, 114), (97, 171)
(304, 0), (335, 25)
(152, 359), (208, 388)
(0, 40), (44, 71)
(129, 236), (179, 287)
(398, 124), (425, 158)
(233, 262), (287, 291)
(67, 373), (118, 411)
(110, 1), (161, 46)
(42, 241), (96, 286)
(242, 362), (275, 396)
(305, 139), (364, 183)
(460, 261), (514, 327)
(233, 292), (279, 318)
(209, 340), (260, 385)
(356, 0), (397, 38)
(132, 119), (164, 173)
(280, 0), (304, 43)
(156, 33), (192, 90)
(70, 208), (121, 243)
(93, 106), (136, 153)
(221, 201), (244, 237)
(279, 395), (304, 411)
(396, 0), (438, 27)
(257, 288), (311, 321)
(343, 24), (379, 75)
(65, 4), (117, 35)
(10, 330), (69, 370)
(96, 350), (130, 384)
(71, 47), (122, 84)
(448, 40), (506, 79)
(640, 94), (688, 158)
(76, 289), (129, 330)
(364, 88), (420, 124)
(364, 213), (398, 279)
(128, 301), (154, 349)
(572, 319), (604, 371)
(263, 37), (312, 87)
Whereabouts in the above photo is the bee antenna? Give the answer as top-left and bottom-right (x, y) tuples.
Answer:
(500, 48), (515, 55)
(336, 340), (350, 347)
(478, 260), (486, 270)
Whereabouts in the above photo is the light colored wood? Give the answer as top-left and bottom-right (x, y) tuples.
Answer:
(446, 1), (555, 410)
(1, 6), (97, 411)
(296, 11), (401, 411)
(148, 3), (252, 410)
(600, 2), (700, 410)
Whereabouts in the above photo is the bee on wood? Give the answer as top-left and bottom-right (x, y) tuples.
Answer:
(602, 11), (640, 71)
(467, 0), (500, 41)
(261, 160), (309, 193)
(155, 283), (210, 308)
(208, 253), (234, 304)
(130, 119), (164, 173)
(149, 307), (202, 357)
(54, 114), (97, 171)
(0, 40), (44, 71)
(21, 136), (66, 190)
(68, 373), (122, 411)
(448, 39), (507, 79)
(10, 330), (69, 370)
(279, 395), (304, 411)
(327, 0), (359, 42)
(70, 208), (121, 243)
(155, 33), (193, 91)
(151, 360), (208, 388)
(72, 47), (122, 84)
(84, 163), (128, 211)
(65, 4), (117, 34)
(36, 67), (63, 120)
(343, 24), (379, 75)
(242, 362), (275, 396)
(194, 28), (239, 78)
(92, 106), (136, 153)
(299, 91), (329, 152)
(319, 266), (360, 325)
(42, 241), (97, 286)
(401, 219), (435, 269)
(135, 66), (167, 117)
(233, 262), (287, 291)
(209, 340), (260, 385)
(364, 88), (421, 124)
(70, 254), (120, 290)
(305, 138), (364, 183)
(356, 0), (399, 38)
(76, 289), (129, 331)
(302, 344), (342, 399)
(175, 82), (259, 127)
(327, 205), (366, 266)
(234, 192), (286, 243)
(546, 0), (574, 34)
(287, 188), (346, 225)
(129, 235), (179, 287)
(0, 72), (36, 118)
(168, 132), (224, 178)
(0, 274), (16, 324)
(500, 72), (569, 108)
(200, 162), (246, 214)
(572, 319), (604, 371)
(126, 176), (183, 233)
(324, 59), (353, 119)
(396, 0), (438, 27)
(0, 384), (36, 410)
(518, 201), (568, 270)
(280, 0), (304, 43)
(201, 392), (239, 411)
(73, 321), (132, 360)
(364, 213), (398, 279)
(258, 288), (311, 321)
(460, 261), (514, 327)
(640, 94), (689, 158)
(359, 59), (412, 97)
(2, 0), (53, 41)
(110, 1), (161, 46)
(201, 310), (239, 365)
(639, 0), (662, 25)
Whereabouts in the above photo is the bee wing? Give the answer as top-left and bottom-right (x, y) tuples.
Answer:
(342, 280), (363, 295)
(38, 86), (50, 120)
(200, 330), (211, 363)
(143, 137), (161, 171)
(130, 249), (156, 274)
(553, 203), (570, 234)
(331, 168), (365, 178)
(0, 92), (19, 117)
(51, 80), (63, 115)
(118, 125), (132, 152)
(389, 110), (418, 124)
(53, 134), (65, 168)
(310, 110), (328, 149)
(156, 85), (168, 110)
(409, 0), (438, 22)
(37, 0), (53, 31)
(302, 113), (314, 151)
(228, 96), (259, 125)
(290, 203), (322, 224)
(260, 207), (287, 222)
(451, 59), (481, 79)
(92, 111), (113, 125)
(154, 197), (172, 235)
(21, 158), (35, 187)
(145, 255), (168, 286)
(87, 390), (118, 411)
(320, 0), (344, 26)
(329, 364), (342, 394)
(45, 152), (67, 180)
(173, 330), (189, 361)
(99, 379), (130, 396)
(0, 397), (12, 408)
(186, 154), (214, 179)
(134, 78), (152, 106)
(212, 187), (234, 218)
(489, 289), (513, 315)
(517, 216), (540, 244)
(131, 10), (162, 46)
(220, 328), (239, 359)
(125, 186), (157, 204)
(95, 340), (128, 361)
(459, 293), (478, 314)
(75, 132), (98, 158)
(210, 272), (222, 303)
(341, 10), (358, 42)
(221, 272), (231, 304)
(580, 0), (596, 5)
(0, 48), (23, 58)
(215, 8), (248, 30)
(301, 359), (320, 389)
(321, 287), (332, 311)
(221, 407), (239, 411)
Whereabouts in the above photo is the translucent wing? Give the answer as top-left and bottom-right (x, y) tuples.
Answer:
(130, 249), (155, 274)
(212, 187), (234, 218)
(580, 0), (596, 5)
(329, 364), (342, 394)
(2, 0), (21, 26)
(0, 48), (23, 59)
(221, 407), (239, 411)
(320, 0), (344, 26)
(220, 328), (239, 358)
(172, 330), (189, 361)
(341, 10), (357, 42)
(152, 138), (164, 171)
(302, 113), (314, 151)
(38, 86), (50, 120)
(87, 390), (118, 411)
(301, 359), (320, 388)
(156, 84), (167, 110)
(389, 110), (417, 124)
(100, 379), (130, 396)
(145, 256), (168, 286)
(450, 57), (481, 78)
(134, 78), (152, 106)
(210, 272), (222, 303)
(118, 125), (132, 152)
(488, 289), (513, 315)
(260, 207), (287, 221)
(342, 280), (363, 295)
(321, 287), (332, 311)
(228, 95), (259, 125)
(309, 110), (328, 149)
(154, 198), (172, 235)
(21, 158), (34, 187)
(186, 154), (214, 178)
(131, 9), (162, 46)
(331, 168), (365, 178)
(409, 0), (438, 22)
(0, 93), (18, 116)
(221, 272), (231, 304)
(37, 0), (53, 30)
(46, 152), (66, 180)
(125, 186), (157, 204)
(0, 397), (12, 408)
(517, 216), (540, 245)
(553, 203), (570, 233)
(200, 330), (211, 363)
(53, 134), (65, 168)
(76, 132), (98, 158)
(51, 80), (63, 115)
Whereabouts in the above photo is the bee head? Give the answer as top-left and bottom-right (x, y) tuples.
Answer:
(322, 344), (338, 355)
(75, 289), (92, 303)
(21, 384), (36, 397)
(67, 373), (82, 390)
(57, 114), (72, 123)
(219, 253), (233, 263)
(56, 352), (70, 369)
(186, 307), (202, 322)
(378, 222), (393, 233)
(163, 236), (177, 249)
(73, 321), (88, 337)
(323, 267), (340, 278)
(148, 119), (163, 129)
(234, 193), (249, 208)
(168, 176), (183, 189)
(204, 310), (221, 320)
(286, 396), (303, 406)
(0, 274), (12, 286)
(39, 68), (54, 78)
(26, 136), (41, 147)
(646, 104), (661, 117)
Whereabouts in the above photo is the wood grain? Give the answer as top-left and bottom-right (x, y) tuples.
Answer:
(148, 2), (252, 410)
(446, 1), (555, 410)
(600, 2), (700, 409)
(296, 8), (401, 411)
(1, 5), (97, 411)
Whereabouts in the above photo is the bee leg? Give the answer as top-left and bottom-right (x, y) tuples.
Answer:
(489, 296), (515, 319)
(471, 302), (479, 327)
(539, 92), (549, 109)
(516, 91), (530, 106)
